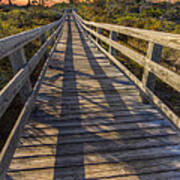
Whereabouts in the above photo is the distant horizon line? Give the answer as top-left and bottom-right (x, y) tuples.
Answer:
(0, 0), (72, 7)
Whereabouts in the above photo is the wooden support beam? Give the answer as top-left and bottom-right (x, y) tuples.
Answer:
(96, 28), (101, 44)
(49, 28), (54, 47)
(40, 33), (48, 59)
(140, 42), (163, 103)
(109, 31), (117, 55)
(76, 18), (180, 93)
(9, 48), (32, 104)
(91, 25), (94, 38)
(0, 19), (65, 179)
(74, 11), (180, 51)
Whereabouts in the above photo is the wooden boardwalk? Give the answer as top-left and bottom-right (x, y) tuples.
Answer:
(6, 14), (180, 180)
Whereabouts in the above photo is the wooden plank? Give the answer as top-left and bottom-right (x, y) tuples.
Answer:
(9, 48), (32, 103)
(0, 17), (65, 179)
(5, 13), (180, 180)
(76, 15), (180, 94)
(9, 145), (180, 170)
(0, 18), (64, 120)
(77, 19), (180, 128)
(22, 121), (170, 139)
(13, 135), (180, 159)
(19, 127), (176, 146)
(35, 103), (155, 112)
(30, 113), (164, 125)
(29, 118), (165, 129)
(33, 108), (160, 121)
(6, 165), (180, 180)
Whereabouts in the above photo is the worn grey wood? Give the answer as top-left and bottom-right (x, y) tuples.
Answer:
(143, 42), (163, 90)
(74, 11), (180, 129)
(4, 13), (180, 180)
(0, 15), (65, 121)
(40, 33), (49, 59)
(49, 28), (55, 47)
(76, 16), (180, 128)
(0, 15), (66, 180)
(73, 12), (180, 50)
(9, 48), (32, 103)
(109, 31), (117, 55)
(141, 42), (163, 103)
(0, 20), (61, 60)
(96, 27), (101, 44)
(75, 15), (180, 94)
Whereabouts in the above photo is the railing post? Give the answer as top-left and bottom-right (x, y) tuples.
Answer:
(109, 31), (117, 55)
(40, 33), (48, 59)
(9, 48), (32, 104)
(140, 42), (163, 103)
(49, 28), (55, 47)
(96, 27), (101, 44)
(90, 25), (94, 38)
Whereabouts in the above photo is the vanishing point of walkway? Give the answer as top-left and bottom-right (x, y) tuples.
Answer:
(6, 14), (180, 180)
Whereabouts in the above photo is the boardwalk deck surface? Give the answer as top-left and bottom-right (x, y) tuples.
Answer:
(6, 14), (180, 180)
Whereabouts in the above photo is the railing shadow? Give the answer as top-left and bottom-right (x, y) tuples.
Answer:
(53, 14), (85, 179)
(7, 13), (180, 180)
(73, 16), (179, 179)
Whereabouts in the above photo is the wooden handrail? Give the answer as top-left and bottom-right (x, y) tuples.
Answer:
(75, 12), (180, 50)
(73, 11), (180, 129)
(0, 13), (66, 179)
(0, 15), (65, 119)
(0, 20), (61, 60)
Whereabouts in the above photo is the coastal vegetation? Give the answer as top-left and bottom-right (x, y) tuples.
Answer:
(0, 0), (180, 151)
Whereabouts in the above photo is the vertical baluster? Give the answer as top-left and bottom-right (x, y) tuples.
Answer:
(96, 27), (101, 44)
(49, 28), (55, 47)
(90, 25), (94, 38)
(40, 33), (48, 59)
(109, 31), (117, 55)
(9, 48), (32, 104)
(140, 42), (162, 103)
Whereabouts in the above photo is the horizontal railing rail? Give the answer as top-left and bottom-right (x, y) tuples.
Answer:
(75, 13), (180, 51)
(0, 13), (66, 179)
(73, 11), (180, 129)
(0, 20), (61, 60)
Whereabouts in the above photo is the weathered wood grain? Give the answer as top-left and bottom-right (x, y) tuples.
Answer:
(3, 13), (180, 180)
(140, 42), (162, 103)
(77, 17), (180, 94)
(0, 15), (66, 180)
(73, 12), (180, 50)
(0, 16), (65, 120)
(109, 31), (117, 55)
(9, 48), (32, 103)
(76, 15), (180, 129)
(0, 20), (61, 60)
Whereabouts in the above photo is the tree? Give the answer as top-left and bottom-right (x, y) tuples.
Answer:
(8, 0), (13, 5)
(27, 0), (31, 6)
(42, 0), (45, 6)
(32, 0), (38, 5)
(70, 0), (74, 4)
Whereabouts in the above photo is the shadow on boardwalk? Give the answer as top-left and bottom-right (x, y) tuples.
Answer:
(53, 14), (85, 179)
(8, 14), (180, 180)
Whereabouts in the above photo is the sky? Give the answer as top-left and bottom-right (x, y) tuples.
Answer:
(0, 0), (69, 6)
